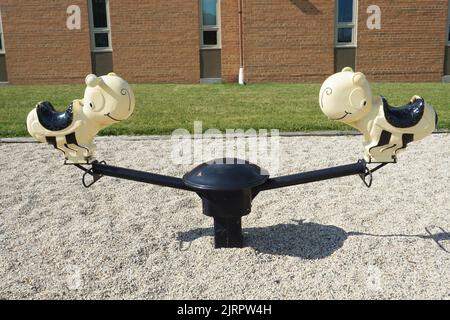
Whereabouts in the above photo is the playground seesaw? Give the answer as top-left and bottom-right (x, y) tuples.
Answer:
(26, 68), (438, 249)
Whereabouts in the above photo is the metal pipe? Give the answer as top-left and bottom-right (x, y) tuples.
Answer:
(238, 0), (245, 85)
(92, 163), (193, 191)
(255, 161), (367, 192)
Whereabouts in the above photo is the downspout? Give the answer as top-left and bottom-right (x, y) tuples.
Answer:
(238, 0), (245, 85)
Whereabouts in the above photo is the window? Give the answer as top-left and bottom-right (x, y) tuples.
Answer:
(336, 0), (357, 47)
(0, 9), (5, 54)
(200, 0), (221, 48)
(88, 0), (112, 51)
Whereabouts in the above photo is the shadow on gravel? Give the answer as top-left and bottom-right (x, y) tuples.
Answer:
(177, 221), (450, 259)
(177, 220), (347, 259)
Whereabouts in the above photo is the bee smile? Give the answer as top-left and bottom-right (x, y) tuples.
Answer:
(332, 111), (352, 121)
(105, 113), (124, 122)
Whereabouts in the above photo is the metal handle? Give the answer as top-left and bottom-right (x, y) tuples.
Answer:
(75, 161), (105, 188)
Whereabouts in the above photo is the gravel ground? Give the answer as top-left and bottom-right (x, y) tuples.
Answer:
(0, 134), (449, 300)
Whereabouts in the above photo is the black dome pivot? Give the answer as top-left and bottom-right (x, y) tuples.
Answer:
(183, 158), (269, 248)
(183, 158), (269, 191)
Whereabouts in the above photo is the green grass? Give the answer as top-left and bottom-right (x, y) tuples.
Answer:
(0, 83), (449, 138)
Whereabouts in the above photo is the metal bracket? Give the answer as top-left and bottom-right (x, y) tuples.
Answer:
(74, 160), (106, 188)
(359, 161), (389, 188)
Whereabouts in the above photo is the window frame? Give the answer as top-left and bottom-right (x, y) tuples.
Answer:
(335, 0), (358, 48)
(88, 0), (113, 52)
(0, 9), (5, 54)
(200, 0), (222, 50)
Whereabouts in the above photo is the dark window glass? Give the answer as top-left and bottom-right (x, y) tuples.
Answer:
(338, 0), (353, 23)
(0, 35), (3, 50)
(337, 28), (352, 43)
(448, 26), (450, 41)
(203, 31), (217, 45)
(95, 32), (109, 48)
(202, 0), (217, 26)
(92, 0), (108, 28)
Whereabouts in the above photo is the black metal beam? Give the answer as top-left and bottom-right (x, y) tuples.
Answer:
(91, 163), (193, 191)
(255, 160), (367, 192)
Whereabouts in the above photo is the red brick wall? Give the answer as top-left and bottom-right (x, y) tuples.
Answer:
(356, 0), (448, 82)
(0, 1), (448, 84)
(0, 0), (91, 84)
(241, 0), (336, 83)
(109, 0), (200, 84)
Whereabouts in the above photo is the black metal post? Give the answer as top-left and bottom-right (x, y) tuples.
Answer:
(214, 217), (243, 249)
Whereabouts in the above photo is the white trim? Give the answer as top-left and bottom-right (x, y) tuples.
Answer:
(200, 78), (222, 84)
(335, 0), (358, 47)
(200, 0), (222, 49)
(0, 9), (5, 54)
(88, 0), (113, 52)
